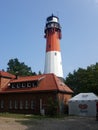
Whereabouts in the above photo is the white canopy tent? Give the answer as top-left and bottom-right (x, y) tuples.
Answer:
(68, 93), (98, 116)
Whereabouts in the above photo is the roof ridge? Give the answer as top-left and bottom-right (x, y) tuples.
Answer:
(52, 74), (59, 90)
(17, 74), (45, 78)
(0, 71), (15, 78)
(52, 74), (74, 93)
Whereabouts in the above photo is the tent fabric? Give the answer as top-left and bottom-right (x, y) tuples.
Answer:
(68, 93), (98, 116)
(69, 93), (98, 101)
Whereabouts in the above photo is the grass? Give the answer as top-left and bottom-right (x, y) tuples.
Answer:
(0, 113), (40, 119)
(0, 112), (67, 119)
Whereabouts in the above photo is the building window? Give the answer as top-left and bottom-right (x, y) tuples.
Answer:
(34, 81), (38, 86)
(10, 81), (38, 89)
(31, 81), (38, 87)
(20, 100), (23, 109)
(22, 82), (26, 88)
(25, 100), (29, 109)
(17, 83), (22, 88)
(0, 100), (4, 109)
(31, 100), (34, 109)
(14, 100), (18, 109)
(11, 83), (17, 88)
(32, 82), (34, 87)
(11, 84), (14, 88)
(27, 82), (31, 88)
(9, 100), (12, 109)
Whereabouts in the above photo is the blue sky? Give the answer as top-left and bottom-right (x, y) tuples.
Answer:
(0, 0), (98, 78)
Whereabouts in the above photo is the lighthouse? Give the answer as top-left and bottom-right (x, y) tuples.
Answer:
(44, 15), (63, 78)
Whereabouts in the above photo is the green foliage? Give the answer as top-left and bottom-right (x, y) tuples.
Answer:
(38, 71), (42, 75)
(65, 63), (98, 95)
(7, 58), (36, 76)
(47, 97), (58, 116)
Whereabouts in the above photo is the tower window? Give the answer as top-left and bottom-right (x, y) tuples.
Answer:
(48, 44), (51, 48)
(55, 52), (57, 56)
(60, 61), (62, 65)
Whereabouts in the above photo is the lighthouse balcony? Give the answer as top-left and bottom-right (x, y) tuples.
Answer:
(45, 22), (60, 29)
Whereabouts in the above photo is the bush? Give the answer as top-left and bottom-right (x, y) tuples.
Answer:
(47, 97), (58, 116)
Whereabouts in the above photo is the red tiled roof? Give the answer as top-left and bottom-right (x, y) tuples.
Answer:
(0, 71), (15, 79)
(1, 73), (73, 94)
(10, 75), (42, 83)
(53, 75), (74, 93)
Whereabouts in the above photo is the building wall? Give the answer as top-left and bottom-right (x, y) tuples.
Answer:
(0, 92), (58, 114)
(57, 93), (72, 113)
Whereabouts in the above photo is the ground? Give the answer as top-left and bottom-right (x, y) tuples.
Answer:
(0, 116), (98, 130)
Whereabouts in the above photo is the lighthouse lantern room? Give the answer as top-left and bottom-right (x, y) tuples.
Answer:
(44, 15), (63, 78)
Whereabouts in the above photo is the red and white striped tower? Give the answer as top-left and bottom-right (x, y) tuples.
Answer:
(44, 15), (63, 78)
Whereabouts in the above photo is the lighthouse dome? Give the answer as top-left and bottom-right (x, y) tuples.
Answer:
(46, 15), (59, 23)
(45, 15), (61, 33)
